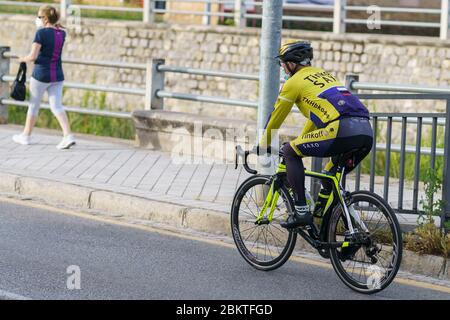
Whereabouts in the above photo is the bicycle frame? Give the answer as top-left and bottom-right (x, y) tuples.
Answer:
(255, 161), (363, 248)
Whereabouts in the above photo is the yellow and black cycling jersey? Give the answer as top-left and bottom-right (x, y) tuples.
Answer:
(259, 66), (369, 148)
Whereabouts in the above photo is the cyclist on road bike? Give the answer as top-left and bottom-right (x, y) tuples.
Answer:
(258, 40), (374, 229)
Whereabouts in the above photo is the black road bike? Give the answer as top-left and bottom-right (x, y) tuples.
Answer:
(231, 145), (402, 294)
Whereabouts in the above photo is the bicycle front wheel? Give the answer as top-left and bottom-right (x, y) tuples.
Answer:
(231, 175), (297, 271)
(328, 191), (403, 294)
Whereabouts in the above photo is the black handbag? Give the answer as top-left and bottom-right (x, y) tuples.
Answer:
(10, 62), (27, 101)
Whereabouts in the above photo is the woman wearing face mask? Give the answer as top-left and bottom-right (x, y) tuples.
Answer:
(13, 5), (75, 149)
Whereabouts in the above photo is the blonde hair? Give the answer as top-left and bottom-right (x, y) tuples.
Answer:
(38, 5), (64, 28)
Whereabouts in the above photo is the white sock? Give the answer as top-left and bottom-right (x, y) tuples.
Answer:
(294, 205), (310, 215)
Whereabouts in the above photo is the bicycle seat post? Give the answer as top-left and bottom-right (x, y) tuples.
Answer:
(338, 165), (356, 235)
(339, 166), (346, 189)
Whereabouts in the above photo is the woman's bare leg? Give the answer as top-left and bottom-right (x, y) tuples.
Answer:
(23, 114), (38, 136)
(54, 111), (72, 137)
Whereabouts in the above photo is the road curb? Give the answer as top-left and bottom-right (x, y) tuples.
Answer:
(0, 173), (18, 193)
(0, 172), (449, 281)
(401, 250), (446, 279)
(19, 176), (94, 209)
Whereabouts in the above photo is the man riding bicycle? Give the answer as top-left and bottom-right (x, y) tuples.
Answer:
(258, 40), (374, 229)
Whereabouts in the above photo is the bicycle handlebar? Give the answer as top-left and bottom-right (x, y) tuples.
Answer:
(235, 145), (258, 174)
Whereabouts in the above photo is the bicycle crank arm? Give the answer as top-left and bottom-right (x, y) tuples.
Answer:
(320, 242), (356, 249)
(296, 228), (357, 250)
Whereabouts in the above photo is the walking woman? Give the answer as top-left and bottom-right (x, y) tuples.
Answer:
(13, 5), (75, 149)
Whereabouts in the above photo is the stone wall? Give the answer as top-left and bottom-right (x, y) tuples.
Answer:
(0, 14), (449, 124)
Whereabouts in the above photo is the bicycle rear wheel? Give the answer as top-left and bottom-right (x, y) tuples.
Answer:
(231, 175), (297, 271)
(327, 191), (402, 294)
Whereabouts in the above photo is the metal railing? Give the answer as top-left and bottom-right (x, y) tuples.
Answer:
(0, 47), (147, 119)
(0, 49), (449, 225)
(148, 58), (450, 226)
(0, 0), (449, 39)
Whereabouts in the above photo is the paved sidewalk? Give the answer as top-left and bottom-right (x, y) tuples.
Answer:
(0, 125), (422, 224)
(0, 126), (250, 214)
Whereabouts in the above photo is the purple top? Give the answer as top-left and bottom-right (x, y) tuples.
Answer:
(32, 27), (65, 83)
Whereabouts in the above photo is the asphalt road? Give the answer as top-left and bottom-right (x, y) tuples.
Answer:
(0, 200), (449, 300)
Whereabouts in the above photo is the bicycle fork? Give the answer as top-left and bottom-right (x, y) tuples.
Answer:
(255, 176), (281, 225)
(254, 160), (295, 224)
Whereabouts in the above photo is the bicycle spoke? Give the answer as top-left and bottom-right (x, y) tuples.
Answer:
(369, 212), (385, 233)
(241, 202), (257, 219)
(248, 188), (262, 214)
(243, 225), (259, 243)
(271, 212), (286, 220)
(269, 223), (286, 234)
(241, 195), (258, 218)
(264, 227), (275, 260)
(250, 227), (263, 255)
(350, 256), (357, 277)
(365, 206), (377, 224)
(266, 226), (284, 249)
(375, 253), (391, 274)
(369, 224), (390, 238)
(362, 255), (368, 282)
(239, 207), (257, 219)
(239, 225), (259, 235)
(262, 226), (270, 261)
(357, 251), (365, 283)
(264, 228), (277, 259)
(266, 230), (283, 255)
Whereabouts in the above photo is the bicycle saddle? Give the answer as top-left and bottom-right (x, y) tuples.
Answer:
(332, 147), (368, 170)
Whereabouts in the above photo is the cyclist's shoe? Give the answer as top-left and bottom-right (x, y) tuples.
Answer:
(280, 205), (313, 229)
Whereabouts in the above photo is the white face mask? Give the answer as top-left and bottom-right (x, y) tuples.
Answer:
(280, 67), (290, 81)
(35, 17), (44, 29)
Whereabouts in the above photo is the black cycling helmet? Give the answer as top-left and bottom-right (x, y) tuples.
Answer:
(277, 40), (313, 66)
